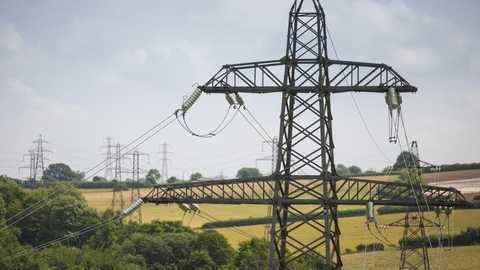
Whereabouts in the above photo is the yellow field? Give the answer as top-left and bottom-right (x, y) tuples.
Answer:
(341, 245), (480, 270)
(82, 187), (480, 268)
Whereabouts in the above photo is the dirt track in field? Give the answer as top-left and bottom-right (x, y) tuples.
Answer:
(423, 169), (480, 201)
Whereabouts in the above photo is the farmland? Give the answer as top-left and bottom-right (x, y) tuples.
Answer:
(82, 170), (480, 268)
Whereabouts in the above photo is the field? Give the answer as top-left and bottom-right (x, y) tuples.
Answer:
(81, 171), (480, 268)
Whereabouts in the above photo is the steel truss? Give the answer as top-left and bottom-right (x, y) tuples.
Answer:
(144, 1), (469, 269)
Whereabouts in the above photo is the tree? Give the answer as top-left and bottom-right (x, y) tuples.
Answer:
(92, 176), (103, 182)
(335, 164), (349, 175)
(396, 168), (425, 185)
(195, 230), (235, 267)
(167, 176), (180, 184)
(235, 238), (270, 269)
(38, 246), (143, 270)
(43, 163), (83, 181)
(145, 169), (161, 184)
(17, 184), (100, 247)
(178, 250), (216, 270)
(190, 172), (203, 181)
(348, 165), (362, 175)
(236, 167), (262, 178)
(394, 151), (418, 170)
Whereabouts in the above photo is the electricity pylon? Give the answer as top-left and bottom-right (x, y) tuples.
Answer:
(19, 134), (51, 183)
(157, 143), (172, 183)
(111, 142), (126, 211)
(128, 149), (149, 223)
(143, 1), (471, 269)
(102, 137), (115, 181)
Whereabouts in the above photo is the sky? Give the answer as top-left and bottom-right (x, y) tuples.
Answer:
(0, 0), (479, 182)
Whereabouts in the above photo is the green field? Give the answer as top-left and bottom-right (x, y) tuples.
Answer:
(83, 188), (480, 268)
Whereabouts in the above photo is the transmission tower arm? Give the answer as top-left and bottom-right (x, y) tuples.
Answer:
(143, 177), (471, 207)
(199, 58), (416, 94)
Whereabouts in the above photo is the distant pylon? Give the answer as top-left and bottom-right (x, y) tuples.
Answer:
(256, 136), (278, 175)
(157, 143), (172, 183)
(102, 137), (115, 181)
(19, 134), (51, 183)
(255, 136), (278, 240)
(111, 142), (125, 211)
(129, 149), (149, 223)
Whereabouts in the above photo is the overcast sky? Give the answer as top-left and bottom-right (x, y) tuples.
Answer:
(1, 0), (479, 182)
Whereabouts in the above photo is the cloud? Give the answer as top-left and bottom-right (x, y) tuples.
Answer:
(133, 49), (148, 65)
(393, 47), (438, 70)
(470, 53), (480, 74)
(58, 20), (93, 53)
(8, 79), (92, 122)
(96, 49), (148, 86)
(0, 20), (22, 51)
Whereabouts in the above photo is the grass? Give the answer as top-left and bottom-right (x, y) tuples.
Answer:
(82, 188), (480, 267)
(341, 246), (480, 270)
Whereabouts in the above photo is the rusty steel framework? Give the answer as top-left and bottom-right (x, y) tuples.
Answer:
(143, 1), (470, 269)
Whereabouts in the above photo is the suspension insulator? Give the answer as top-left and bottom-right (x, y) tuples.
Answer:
(119, 198), (143, 219)
(179, 203), (191, 212)
(182, 88), (202, 111)
(385, 87), (402, 110)
(190, 203), (200, 213)
(366, 201), (375, 222)
(225, 94), (235, 105)
(445, 207), (453, 216)
(434, 206), (442, 216)
(235, 93), (245, 106)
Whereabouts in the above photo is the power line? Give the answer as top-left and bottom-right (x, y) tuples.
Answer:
(0, 113), (176, 233)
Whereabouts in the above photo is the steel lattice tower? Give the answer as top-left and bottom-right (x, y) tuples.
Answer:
(102, 137), (115, 181)
(129, 149), (149, 223)
(158, 143), (172, 183)
(111, 142), (125, 211)
(19, 134), (51, 183)
(143, 1), (471, 269)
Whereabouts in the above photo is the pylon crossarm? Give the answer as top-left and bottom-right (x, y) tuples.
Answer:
(327, 59), (417, 93)
(142, 177), (471, 208)
(200, 59), (285, 93)
(199, 58), (416, 95)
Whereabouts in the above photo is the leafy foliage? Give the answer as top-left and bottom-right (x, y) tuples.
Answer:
(42, 163), (84, 181)
(236, 167), (262, 178)
(145, 169), (161, 184)
(190, 172), (203, 181)
(393, 151), (418, 170)
(234, 238), (270, 269)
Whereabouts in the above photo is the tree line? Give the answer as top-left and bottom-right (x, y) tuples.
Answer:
(0, 175), (325, 269)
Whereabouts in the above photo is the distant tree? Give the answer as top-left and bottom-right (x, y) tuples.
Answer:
(294, 251), (326, 269)
(335, 164), (349, 175)
(396, 168), (425, 185)
(39, 246), (144, 270)
(236, 167), (262, 178)
(190, 172), (203, 181)
(195, 230), (235, 267)
(43, 163), (83, 181)
(92, 176), (103, 182)
(0, 175), (25, 220)
(394, 151), (418, 170)
(17, 184), (100, 247)
(348, 165), (362, 175)
(145, 169), (161, 184)
(235, 238), (270, 269)
(167, 176), (180, 184)
(178, 250), (215, 270)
